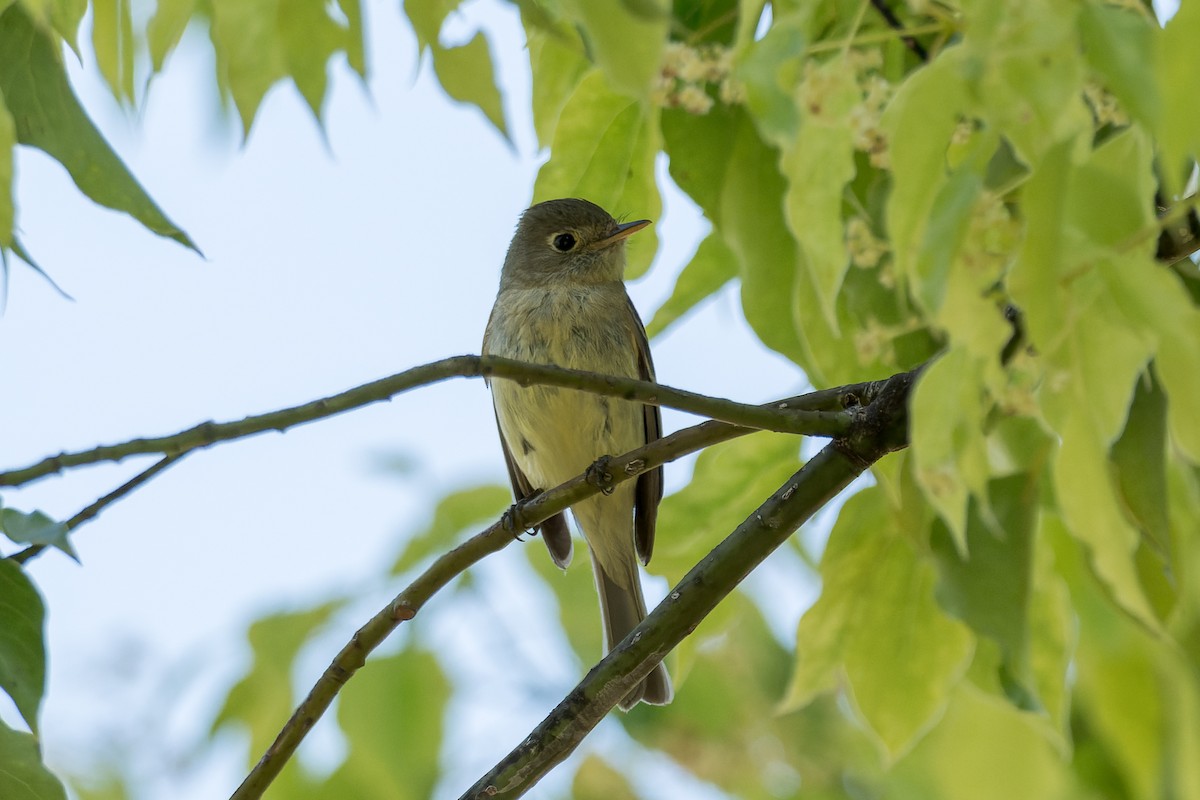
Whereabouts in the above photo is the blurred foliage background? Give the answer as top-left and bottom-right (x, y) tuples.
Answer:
(3, 0), (1200, 798)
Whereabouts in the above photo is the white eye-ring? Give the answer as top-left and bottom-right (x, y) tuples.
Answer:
(551, 232), (577, 252)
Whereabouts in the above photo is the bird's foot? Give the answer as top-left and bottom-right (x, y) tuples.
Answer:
(585, 455), (616, 496)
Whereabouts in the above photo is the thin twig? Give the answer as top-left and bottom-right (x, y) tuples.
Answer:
(9, 454), (188, 564)
(1, 356), (851, 488)
(869, 0), (929, 60)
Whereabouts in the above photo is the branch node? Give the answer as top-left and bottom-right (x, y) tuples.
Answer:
(391, 603), (416, 622)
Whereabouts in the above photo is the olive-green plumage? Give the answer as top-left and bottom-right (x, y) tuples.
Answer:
(483, 198), (671, 710)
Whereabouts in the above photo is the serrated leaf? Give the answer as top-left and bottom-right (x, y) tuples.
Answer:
(0, 5), (197, 250)
(403, 0), (459, 50)
(146, 0), (195, 72)
(533, 69), (659, 277)
(784, 487), (974, 760)
(323, 646), (448, 799)
(337, 0), (366, 78)
(0, 508), (75, 558)
(278, 0), (346, 121)
(561, 0), (667, 97)
(428, 32), (509, 140)
(209, 0), (286, 134)
(91, 0), (134, 104)
(391, 484), (510, 575)
(0, 560), (46, 734)
(212, 602), (342, 761)
(0, 718), (66, 800)
(644, 229), (736, 338)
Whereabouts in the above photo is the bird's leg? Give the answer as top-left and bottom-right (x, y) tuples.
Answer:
(585, 455), (616, 496)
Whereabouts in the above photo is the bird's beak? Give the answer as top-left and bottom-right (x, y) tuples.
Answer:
(592, 219), (651, 249)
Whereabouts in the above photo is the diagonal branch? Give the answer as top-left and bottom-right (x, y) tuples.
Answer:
(1, 355), (851, 488)
(459, 367), (917, 798)
(227, 372), (904, 800)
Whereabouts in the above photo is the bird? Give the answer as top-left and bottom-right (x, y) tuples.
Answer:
(482, 197), (672, 710)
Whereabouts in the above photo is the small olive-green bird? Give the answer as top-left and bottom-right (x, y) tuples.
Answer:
(482, 198), (672, 710)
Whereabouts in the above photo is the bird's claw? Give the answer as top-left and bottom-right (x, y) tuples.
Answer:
(585, 455), (616, 496)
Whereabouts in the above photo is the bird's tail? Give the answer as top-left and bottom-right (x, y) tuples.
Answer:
(592, 553), (673, 710)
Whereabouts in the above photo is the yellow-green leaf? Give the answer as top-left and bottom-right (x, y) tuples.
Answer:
(534, 69), (659, 277)
(209, 0), (286, 134)
(527, 21), (589, 147)
(571, 755), (637, 800)
(0, 5), (197, 250)
(146, 0), (196, 72)
(0, 719), (67, 800)
(0, 85), (13, 246)
(391, 484), (511, 575)
(91, 0), (134, 104)
(1157, 0), (1200, 185)
(784, 487), (974, 760)
(562, 0), (667, 98)
(324, 646), (449, 799)
(645, 229), (736, 338)
(429, 32), (509, 141)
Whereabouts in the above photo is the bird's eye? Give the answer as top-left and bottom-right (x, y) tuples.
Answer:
(552, 233), (577, 252)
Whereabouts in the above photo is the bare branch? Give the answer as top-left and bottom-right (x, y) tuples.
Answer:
(228, 372), (907, 800)
(1, 355), (851, 488)
(460, 368), (918, 798)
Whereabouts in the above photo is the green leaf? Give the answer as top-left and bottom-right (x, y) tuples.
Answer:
(1156, 0), (1200, 185)
(881, 49), (966, 285)
(780, 55), (858, 333)
(146, 0), (196, 72)
(958, 0), (1088, 166)
(931, 474), (1039, 705)
(621, 594), (811, 798)
(278, 0), (345, 120)
(714, 109), (812, 371)
(427, 32), (509, 141)
(209, 0), (287, 134)
(1111, 373), (1170, 557)
(736, 13), (805, 145)
(390, 484), (511, 575)
(644, 229), (736, 338)
(1079, 1), (1159, 133)
(571, 755), (637, 800)
(0, 5), (197, 250)
(562, 0), (667, 98)
(91, 0), (135, 104)
(784, 487), (974, 760)
(212, 602), (342, 761)
(402, 0), (459, 50)
(526, 537), (603, 667)
(0, 560), (46, 734)
(0, 508), (75, 559)
(0, 85), (13, 246)
(0, 718), (67, 800)
(653, 432), (801, 587)
(909, 347), (991, 551)
(527, 23), (589, 147)
(323, 646), (449, 799)
(890, 684), (1073, 800)
(337, 0), (366, 78)
(17, 0), (84, 48)
(533, 69), (660, 277)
